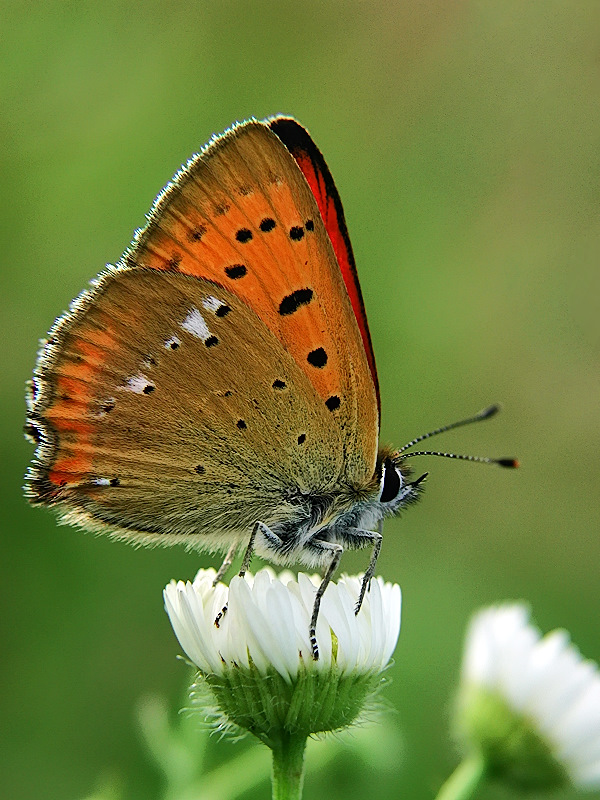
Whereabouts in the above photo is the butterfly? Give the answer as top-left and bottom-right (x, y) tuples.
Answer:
(25, 116), (516, 658)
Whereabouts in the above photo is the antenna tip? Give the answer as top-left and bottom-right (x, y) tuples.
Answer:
(479, 403), (501, 419)
(496, 458), (519, 468)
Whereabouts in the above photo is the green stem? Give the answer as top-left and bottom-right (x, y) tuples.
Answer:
(271, 733), (308, 800)
(435, 752), (487, 800)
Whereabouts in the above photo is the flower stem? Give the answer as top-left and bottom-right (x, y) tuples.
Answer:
(271, 733), (308, 800)
(435, 752), (487, 800)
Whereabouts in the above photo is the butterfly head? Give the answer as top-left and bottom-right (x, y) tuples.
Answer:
(375, 445), (427, 517)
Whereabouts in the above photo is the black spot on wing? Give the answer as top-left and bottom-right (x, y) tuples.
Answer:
(215, 304), (231, 317)
(225, 264), (247, 279)
(278, 288), (313, 315)
(325, 395), (340, 411)
(259, 217), (276, 232)
(235, 228), (253, 243)
(272, 379), (286, 390)
(24, 422), (42, 444)
(289, 225), (304, 241)
(205, 336), (219, 347)
(237, 419), (247, 430)
(307, 348), (327, 368)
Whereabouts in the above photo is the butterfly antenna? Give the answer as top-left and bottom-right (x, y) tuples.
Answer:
(398, 404), (519, 469)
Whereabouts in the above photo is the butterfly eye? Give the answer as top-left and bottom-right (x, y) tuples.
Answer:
(379, 458), (402, 504)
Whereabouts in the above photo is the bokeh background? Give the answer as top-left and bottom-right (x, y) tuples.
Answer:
(2, 2), (599, 799)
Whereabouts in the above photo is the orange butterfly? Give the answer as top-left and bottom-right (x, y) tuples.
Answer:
(25, 117), (516, 657)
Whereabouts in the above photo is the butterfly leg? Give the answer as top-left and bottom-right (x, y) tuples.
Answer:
(214, 521), (268, 627)
(351, 521), (384, 616)
(212, 540), (240, 586)
(307, 540), (344, 661)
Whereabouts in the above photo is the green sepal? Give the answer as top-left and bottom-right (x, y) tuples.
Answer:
(455, 684), (568, 791)
(198, 662), (382, 749)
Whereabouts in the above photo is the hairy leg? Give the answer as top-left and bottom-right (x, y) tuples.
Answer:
(214, 521), (283, 627)
(212, 539), (240, 585)
(305, 538), (344, 660)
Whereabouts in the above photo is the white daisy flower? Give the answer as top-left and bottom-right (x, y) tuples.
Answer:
(165, 567), (401, 679)
(456, 603), (600, 791)
(164, 568), (401, 740)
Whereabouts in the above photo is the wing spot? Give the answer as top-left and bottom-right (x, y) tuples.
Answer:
(235, 228), (253, 243)
(297, 433), (306, 445)
(237, 419), (247, 430)
(24, 422), (42, 444)
(110, 477), (121, 487)
(259, 217), (276, 232)
(188, 225), (206, 242)
(279, 288), (313, 315)
(194, 464), (206, 475)
(238, 185), (252, 196)
(165, 336), (181, 350)
(225, 264), (247, 279)
(214, 202), (230, 215)
(123, 373), (152, 394)
(100, 399), (115, 413)
(167, 255), (181, 270)
(307, 348), (328, 368)
(143, 384), (155, 394)
(202, 295), (232, 317)
(305, 219), (314, 231)
(289, 225), (304, 241)
(272, 379), (287, 390)
(325, 395), (341, 411)
(205, 335), (219, 347)
(181, 307), (211, 341)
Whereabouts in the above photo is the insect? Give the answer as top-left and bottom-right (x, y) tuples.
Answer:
(25, 117), (517, 658)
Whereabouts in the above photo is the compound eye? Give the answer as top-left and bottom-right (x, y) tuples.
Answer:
(379, 458), (402, 503)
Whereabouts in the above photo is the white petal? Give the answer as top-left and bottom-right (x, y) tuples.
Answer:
(382, 582), (402, 667)
(321, 581), (359, 673)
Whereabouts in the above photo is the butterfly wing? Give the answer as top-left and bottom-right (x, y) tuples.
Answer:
(26, 118), (379, 545)
(268, 116), (380, 415)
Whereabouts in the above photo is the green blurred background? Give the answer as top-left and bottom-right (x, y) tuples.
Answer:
(2, 2), (599, 798)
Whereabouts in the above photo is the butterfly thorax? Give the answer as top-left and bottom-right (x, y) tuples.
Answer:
(252, 450), (422, 569)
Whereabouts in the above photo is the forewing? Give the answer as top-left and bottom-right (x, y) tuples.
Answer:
(127, 120), (379, 480)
